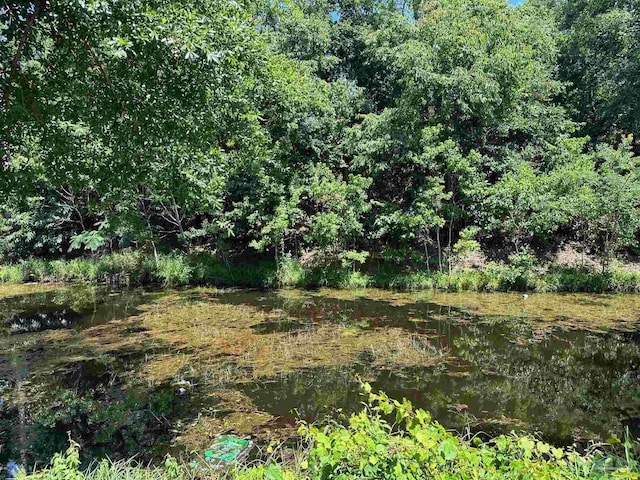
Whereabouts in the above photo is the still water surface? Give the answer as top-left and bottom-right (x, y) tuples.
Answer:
(1, 284), (640, 469)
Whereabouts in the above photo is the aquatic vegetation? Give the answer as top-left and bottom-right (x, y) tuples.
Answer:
(179, 411), (273, 452)
(4, 285), (640, 468)
(315, 289), (640, 333)
(0, 282), (61, 300)
(102, 295), (449, 381)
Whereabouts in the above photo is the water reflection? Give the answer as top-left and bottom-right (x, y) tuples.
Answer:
(218, 290), (640, 444)
(6, 310), (81, 335)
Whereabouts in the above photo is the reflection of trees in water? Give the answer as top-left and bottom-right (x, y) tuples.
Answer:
(0, 286), (179, 469)
(242, 367), (365, 423)
(0, 286), (150, 333)
(0, 355), (188, 468)
(215, 290), (465, 337)
(233, 289), (640, 444)
(7, 310), (79, 334)
(0, 287), (98, 320)
(440, 320), (640, 442)
(9, 352), (28, 467)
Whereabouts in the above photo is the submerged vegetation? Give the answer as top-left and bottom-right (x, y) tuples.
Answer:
(3, 284), (640, 471)
(17, 388), (640, 480)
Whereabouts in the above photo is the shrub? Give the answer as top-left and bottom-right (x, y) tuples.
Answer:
(278, 256), (307, 287)
(0, 264), (22, 283)
(155, 254), (192, 286)
(3, 252), (640, 294)
(300, 385), (639, 480)
(66, 259), (99, 283)
(17, 440), (185, 480)
(16, 386), (640, 480)
(96, 252), (146, 283)
(344, 271), (371, 289)
(609, 268), (640, 293)
(20, 258), (52, 282)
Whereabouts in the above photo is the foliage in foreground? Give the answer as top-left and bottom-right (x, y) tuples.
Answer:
(17, 387), (640, 480)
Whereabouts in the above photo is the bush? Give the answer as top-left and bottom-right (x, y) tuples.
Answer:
(67, 259), (99, 282)
(18, 387), (640, 480)
(189, 254), (277, 287)
(20, 258), (52, 282)
(96, 252), (148, 283)
(278, 256), (307, 287)
(155, 254), (192, 287)
(544, 268), (610, 293)
(17, 440), (185, 480)
(609, 268), (640, 293)
(2, 252), (640, 293)
(301, 385), (640, 480)
(0, 264), (22, 283)
(344, 271), (371, 289)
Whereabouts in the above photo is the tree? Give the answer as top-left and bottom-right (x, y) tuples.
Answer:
(558, 0), (640, 149)
(565, 140), (640, 267)
(0, 0), (638, 268)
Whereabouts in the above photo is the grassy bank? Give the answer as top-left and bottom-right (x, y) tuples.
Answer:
(17, 387), (640, 480)
(1, 252), (640, 293)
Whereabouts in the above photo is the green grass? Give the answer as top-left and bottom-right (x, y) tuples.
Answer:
(1, 252), (640, 293)
(0, 264), (22, 283)
(17, 386), (640, 480)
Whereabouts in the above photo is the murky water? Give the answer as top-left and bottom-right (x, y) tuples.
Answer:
(1, 285), (640, 471)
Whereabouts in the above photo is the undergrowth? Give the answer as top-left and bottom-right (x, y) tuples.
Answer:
(1, 252), (640, 293)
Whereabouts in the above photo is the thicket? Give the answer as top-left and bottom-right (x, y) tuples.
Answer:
(1, 0), (639, 273)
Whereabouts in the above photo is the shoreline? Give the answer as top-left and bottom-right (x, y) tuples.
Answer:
(1, 252), (640, 293)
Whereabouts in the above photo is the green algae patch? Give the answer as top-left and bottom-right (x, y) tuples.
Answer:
(120, 294), (449, 380)
(314, 288), (640, 332)
(0, 282), (63, 299)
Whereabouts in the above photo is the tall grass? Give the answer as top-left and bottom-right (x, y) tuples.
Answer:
(0, 264), (22, 283)
(1, 252), (640, 293)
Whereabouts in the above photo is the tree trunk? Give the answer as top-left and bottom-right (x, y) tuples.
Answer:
(424, 240), (430, 274)
(437, 227), (443, 273)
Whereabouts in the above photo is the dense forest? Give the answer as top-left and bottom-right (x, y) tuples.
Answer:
(1, 0), (639, 276)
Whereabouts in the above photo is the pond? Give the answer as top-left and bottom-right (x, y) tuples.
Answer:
(1, 284), (640, 470)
